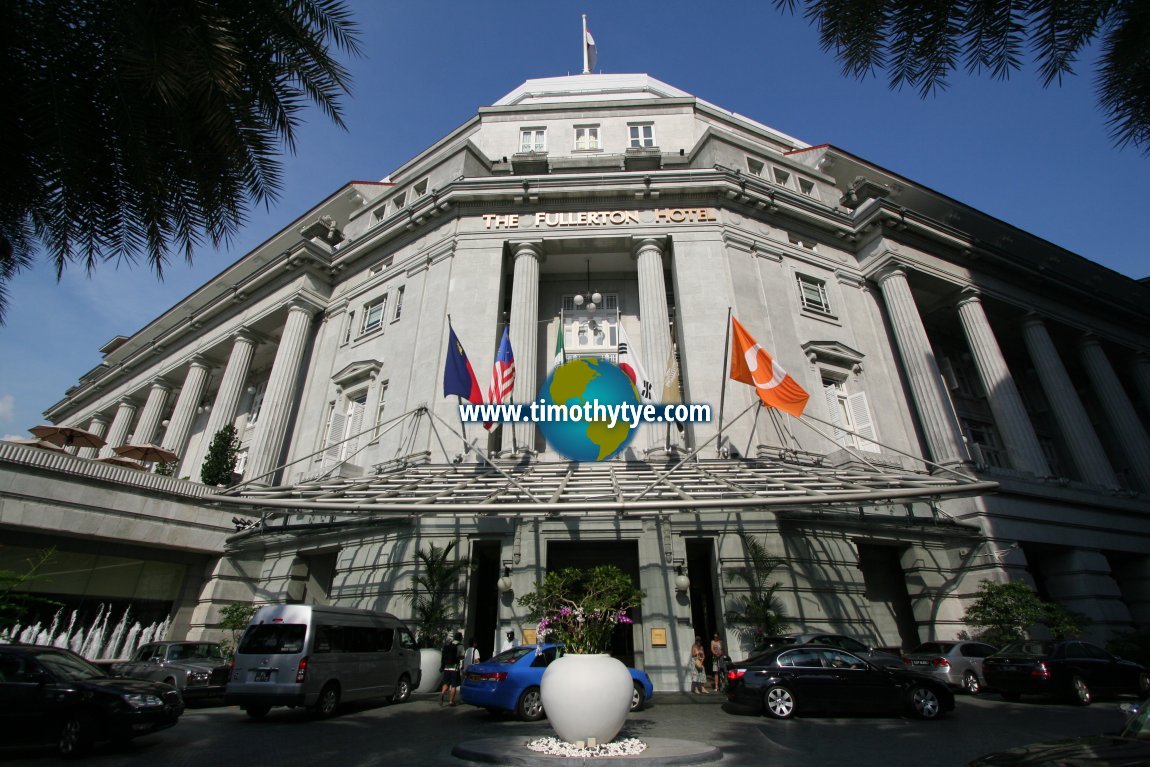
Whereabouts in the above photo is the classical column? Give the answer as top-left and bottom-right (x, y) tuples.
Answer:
(98, 399), (138, 458)
(1020, 316), (1115, 486)
(634, 238), (672, 448)
(245, 301), (317, 484)
(132, 380), (172, 447)
(77, 414), (108, 458)
(1078, 335), (1150, 491)
(873, 266), (969, 468)
(955, 289), (1050, 476)
(200, 326), (258, 459)
(509, 242), (542, 452)
(162, 356), (211, 460)
(1131, 353), (1150, 425)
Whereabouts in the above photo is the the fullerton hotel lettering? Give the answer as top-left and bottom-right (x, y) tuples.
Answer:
(482, 208), (717, 230)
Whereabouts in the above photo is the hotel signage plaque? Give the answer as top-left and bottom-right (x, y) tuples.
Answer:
(481, 207), (717, 230)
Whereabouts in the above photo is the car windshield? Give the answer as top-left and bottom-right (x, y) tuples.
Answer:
(490, 646), (563, 664)
(998, 640), (1054, 656)
(238, 624), (307, 654)
(910, 642), (955, 654)
(1121, 700), (1150, 741)
(35, 650), (107, 681)
(168, 643), (224, 661)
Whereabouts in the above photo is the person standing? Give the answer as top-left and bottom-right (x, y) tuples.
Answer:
(710, 632), (725, 692)
(463, 638), (480, 671)
(439, 632), (463, 706)
(500, 630), (516, 653)
(689, 636), (708, 694)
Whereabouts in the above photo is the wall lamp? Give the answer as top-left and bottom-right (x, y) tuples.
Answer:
(673, 559), (691, 592)
(497, 561), (514, 593)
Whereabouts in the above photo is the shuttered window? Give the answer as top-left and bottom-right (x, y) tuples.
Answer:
(822, 379), (879, 453)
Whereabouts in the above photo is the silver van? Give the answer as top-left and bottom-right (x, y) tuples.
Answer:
(224, 604), (421, 719)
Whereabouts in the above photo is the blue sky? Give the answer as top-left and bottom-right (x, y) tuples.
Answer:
(1, 0), (1146, 438)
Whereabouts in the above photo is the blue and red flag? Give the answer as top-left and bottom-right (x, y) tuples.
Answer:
(444, 324), (483, 404)
(485, 327), (516, 430)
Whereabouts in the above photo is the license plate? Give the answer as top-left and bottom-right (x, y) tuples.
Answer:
(254, 670), (272, 682)
(912, 660), (929, 666)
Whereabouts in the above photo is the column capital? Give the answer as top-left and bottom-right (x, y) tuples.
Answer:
(230, 327), (262, 346)
(1077, 332), (1103, 350)
(1020, 312), (1046, 331)
(88, 413), (110, 426)
(115, 396), (139, 409)
(146, 378), (173, 392)
(509, 240), (544, 263)
(631, 235), (669, 260)
(955, 286), (982, 308)
(186, 355), (212, 371)
(285, 295), (323, 317)
(871, 263), (909, 286)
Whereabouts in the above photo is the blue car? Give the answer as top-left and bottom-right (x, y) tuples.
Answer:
(460, 644), (654, 721)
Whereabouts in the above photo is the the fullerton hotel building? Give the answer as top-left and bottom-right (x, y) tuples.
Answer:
(3, 74), (1150, 689)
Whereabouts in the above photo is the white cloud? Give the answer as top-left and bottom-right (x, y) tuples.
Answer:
(0, 394), (14, 423)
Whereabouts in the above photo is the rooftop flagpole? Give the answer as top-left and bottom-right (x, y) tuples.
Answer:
(582, 15), (590, 74)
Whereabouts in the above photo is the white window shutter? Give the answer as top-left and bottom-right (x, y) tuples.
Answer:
(847, 392), (879, 452)
(323, 408), (346, 465)
(343, 395), (367, 459)
(823, 383), (847, 446)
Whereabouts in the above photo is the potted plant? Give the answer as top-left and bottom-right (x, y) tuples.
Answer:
(724, 534), (792, 651)
(406, 541), (469, 694)
(517, 565), (644, 746)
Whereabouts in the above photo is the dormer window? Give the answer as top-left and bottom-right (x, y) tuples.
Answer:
(520, 128), (546, 152)
(413, 179), (428, 197)
(628, 124), (655, 148)
(393, 192), (406, 211)
(747, 158), (765, 176)
(772, 168), (791, 187)
(574, 125), (600, 151)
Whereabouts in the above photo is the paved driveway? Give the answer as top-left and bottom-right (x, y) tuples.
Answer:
(0, 692), (1131, 766)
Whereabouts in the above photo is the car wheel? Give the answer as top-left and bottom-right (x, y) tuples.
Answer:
(313, 683), (341, 718)
(1071, 675), (1092, 706)
(516, 686), (545, 722)
(630, 682), (645, 712)
(764, 685), (797, 719)
(909, 685), (943, 719)
(245, 705), (271, 720)
(1001, 691), (1021, 702)
(163, 677), (177, 687)
(58, 712), (96, 758)
(390, 675), (412, 704)
(962, 670), (981, 695)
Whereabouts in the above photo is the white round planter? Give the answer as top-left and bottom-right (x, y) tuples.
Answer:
(539, 654), (633, 745)
(416, 648), (442, 694)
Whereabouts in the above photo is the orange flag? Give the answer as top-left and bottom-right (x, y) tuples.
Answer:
(729, 317), (810, 417)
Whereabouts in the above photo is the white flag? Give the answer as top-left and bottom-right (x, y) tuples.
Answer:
(585, 27), (597, 72)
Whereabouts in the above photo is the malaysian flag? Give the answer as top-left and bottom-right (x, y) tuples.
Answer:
(485, 327), (515, 430)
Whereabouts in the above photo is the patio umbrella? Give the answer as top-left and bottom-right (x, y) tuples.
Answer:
(113, 443), (179, 463)
(94, 455), (145, 470)
(4, 437), (68, 452)
(29, 424), (107, 449)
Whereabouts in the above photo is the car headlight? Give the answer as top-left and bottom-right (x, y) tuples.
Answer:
(189, 671), (210, 683)
(123, 693), (165, 709)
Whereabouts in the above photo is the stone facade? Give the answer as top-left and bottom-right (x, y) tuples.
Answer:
(3, 74), (1148, 691)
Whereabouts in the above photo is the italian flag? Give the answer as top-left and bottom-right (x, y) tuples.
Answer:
(553, 326), (565, 370)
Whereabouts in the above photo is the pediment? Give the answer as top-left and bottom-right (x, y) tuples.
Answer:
(802, 341), (865, 372)
(332, 359), (382, 391)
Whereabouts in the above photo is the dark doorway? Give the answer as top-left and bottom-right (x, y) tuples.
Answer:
(469, 541), (501, 661)
(547, 541), (640, 667)
(856, 543), (919, 650)
(685, 538), (719, 667)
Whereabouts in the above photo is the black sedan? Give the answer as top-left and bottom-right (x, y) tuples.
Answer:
(969, 693), (1150, 765)
(0, 644), (184, 757)
(981, 639), (1149, 705)
(725, 644), (954, 719)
